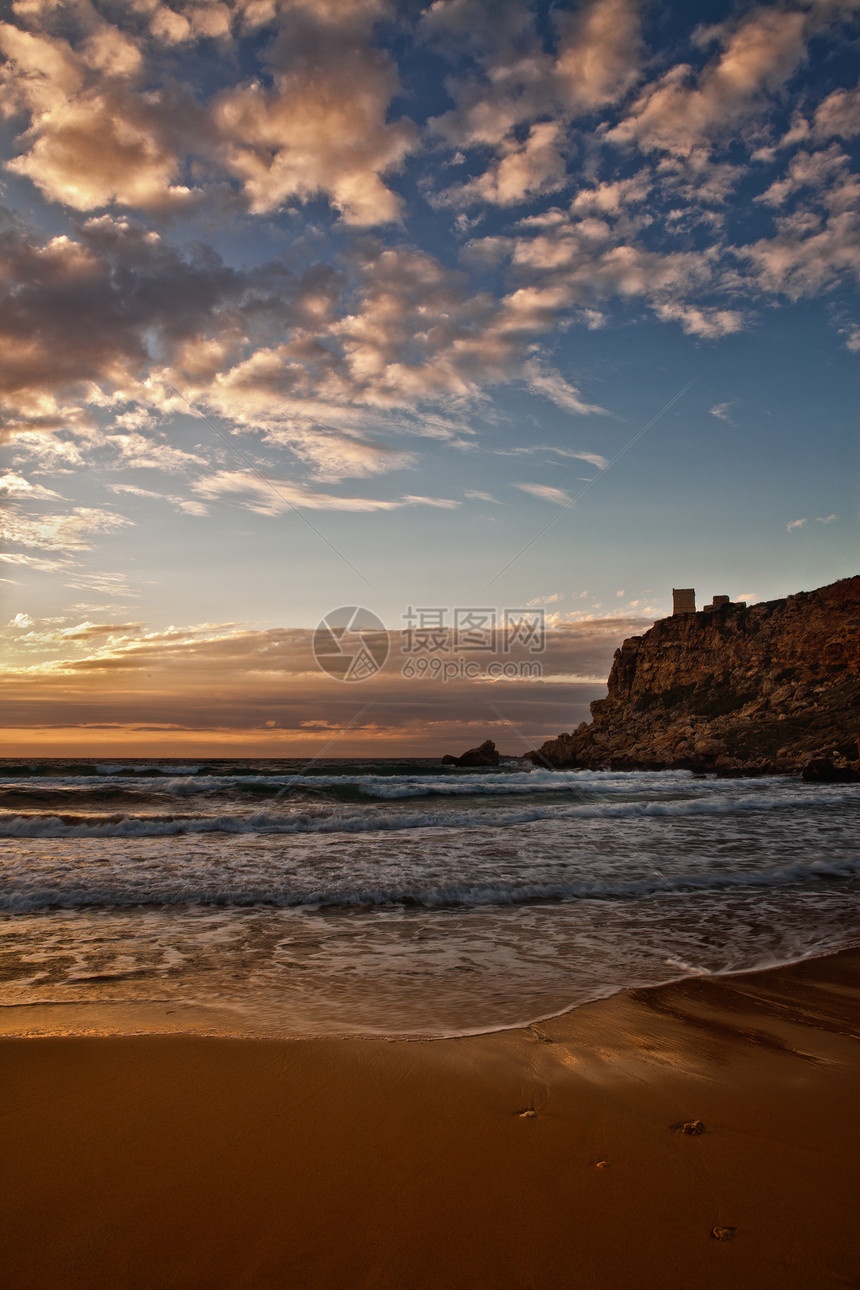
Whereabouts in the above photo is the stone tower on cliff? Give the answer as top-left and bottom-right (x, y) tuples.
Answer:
(672, 588), (696, 615)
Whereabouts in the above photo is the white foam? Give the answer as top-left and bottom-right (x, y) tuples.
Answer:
(0, 780), (855, 840)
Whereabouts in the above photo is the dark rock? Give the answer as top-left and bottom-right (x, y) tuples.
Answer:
(442, 739), (500, 767)
(801, 757), (859, 783)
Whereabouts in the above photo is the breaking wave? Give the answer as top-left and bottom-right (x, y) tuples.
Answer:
(2, 854), (858, 913)
(0, 782), (855, 840)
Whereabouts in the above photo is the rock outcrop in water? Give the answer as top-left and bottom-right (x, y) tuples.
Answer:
(529, 576), (860, 776)
(442, 739), (500, 767)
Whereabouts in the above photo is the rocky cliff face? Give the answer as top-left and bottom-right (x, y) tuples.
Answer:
(532, 576), (860, 775)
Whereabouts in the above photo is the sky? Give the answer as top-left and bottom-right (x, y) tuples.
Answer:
(0, 0), (857, 757)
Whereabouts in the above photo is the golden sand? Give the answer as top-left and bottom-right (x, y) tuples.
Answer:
(3, 950), (858, 1289)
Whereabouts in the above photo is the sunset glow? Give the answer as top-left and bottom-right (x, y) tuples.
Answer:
(2, 0), (856, 755)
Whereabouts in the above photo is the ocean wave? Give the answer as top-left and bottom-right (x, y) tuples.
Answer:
(2, 854), (857, 913)
(0, 767), (829, 808)
(0, 783), (856, 839)
(0, 769), (609, 807)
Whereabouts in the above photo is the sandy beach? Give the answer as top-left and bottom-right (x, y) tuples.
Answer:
(2, 949), (858, 1290)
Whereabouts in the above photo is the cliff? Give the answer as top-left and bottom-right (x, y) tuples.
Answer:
(532, 576), (860, 775)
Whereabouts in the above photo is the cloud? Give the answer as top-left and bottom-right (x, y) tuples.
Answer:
(63, 569), (139, 598)
(0, 472), (62, 499)
(2, 0), (859, 507)
(551, 448), (608, 469)
(192, 469), (457, 514)
(1, 2), (415, 227)
(815, 513), (838, 523)
(13, 619), (146, 647)
(515, 482), (572, 505)
(521, 361), (607, 415)
(553, 0), (641, 112)
(786, 517), (807, 532)
(0, 551), (70, 573)
(464, 490), (499, 503)
(1, 506), (132, 552)
(756, 143), (849, 207)
(0, 611), (651, 753)
(0, 213), (250, 433)
(429, 0), (641, 210)
(741, 208), (860, 300)
(400, 495), (460, 509)
(653, 300), (744, 338)
(0, 19), (200, 212)
(149, 3), (233, 45)
(813, 82), (860, 140)
(213, 5), (415, 223)
(840, 323), (860, 351)
(473, 219), (734, 339)
(109, 483), (209, 516)
(609, 7), (809, 157)
(504, 443), (609, 470)
(0, 211), (610, 489)
(446, 119), (568, 209)
(709, 402), (734, 421)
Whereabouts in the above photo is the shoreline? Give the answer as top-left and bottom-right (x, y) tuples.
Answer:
(3, 936), (858, 1042)
(4, 947), (858, 1289)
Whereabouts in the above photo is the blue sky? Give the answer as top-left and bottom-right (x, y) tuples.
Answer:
(0, 0), (857, 754)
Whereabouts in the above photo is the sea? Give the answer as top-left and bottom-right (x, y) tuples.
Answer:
(1, 758), (858, 1038)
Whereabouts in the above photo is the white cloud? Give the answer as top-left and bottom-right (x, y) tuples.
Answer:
(756, 144), (849, 207)
(653, 300), (744, 338)
(526, 592), (562, 606)
(815, 513), (838, 523)
(0, 472), (62, 499)
(213, 6), (415, 224)
(741, 208), (860, 300)
(446, 119), (568, 208)
(813, 82), (860, 140)
(192, 469), (457, 514)
(429, 0), (641, 210)
(839, 323), (860, 352)
(0, 20), (199, 212)
(709, 402), (734, 421)
(1, 506), (133, 552)
(109, 483), (209, 516)
(609, 7), (809, 157)
(515, 482), (572, 505)
(553, 0), (641, 113)
(521, 361), (607, 415)
(551, 448), (608, 469)
(786, 517), (807, 532)
(0, 552), (70, 573)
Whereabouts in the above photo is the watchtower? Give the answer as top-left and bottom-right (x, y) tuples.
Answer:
(672, 588), (696, 615)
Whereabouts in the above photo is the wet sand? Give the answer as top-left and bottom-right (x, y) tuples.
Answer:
(3, 949), (859, 1289)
